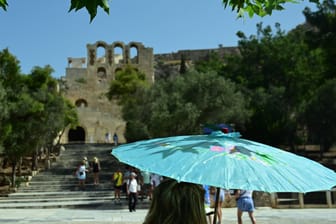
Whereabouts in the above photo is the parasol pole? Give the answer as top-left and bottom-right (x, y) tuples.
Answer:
(213, 187), (220, 224)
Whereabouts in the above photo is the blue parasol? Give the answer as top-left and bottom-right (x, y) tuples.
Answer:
(112, 131), (336, 193)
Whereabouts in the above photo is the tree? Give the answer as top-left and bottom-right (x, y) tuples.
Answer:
(138, 70), (250, 138)
(106, 65), (151, 142)
(303, 0), (336, 80)
(0, 82), (9, 153)
(194, 52), (225, 74)
(220, 21), (326, 148)
(107, 65), (149, 104)
(26, 66), (78, 169)
(304, 79), (336, 155)
(0, 0), (314, 22)
(0, 49), (78, 187)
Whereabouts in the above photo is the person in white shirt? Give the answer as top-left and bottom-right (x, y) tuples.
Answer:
(127, 172), (138, 212)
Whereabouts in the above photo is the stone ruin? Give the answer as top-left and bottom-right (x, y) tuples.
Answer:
(60, 41), (154, 144)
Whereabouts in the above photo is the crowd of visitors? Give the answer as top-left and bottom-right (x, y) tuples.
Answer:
(75, 157), (256, 223)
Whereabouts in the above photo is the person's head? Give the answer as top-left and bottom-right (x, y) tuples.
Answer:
(143, 178), (207, 224)
(130, 172), (137, 179)
(93, 157), (98, 163)
(209, 186), (216, 194)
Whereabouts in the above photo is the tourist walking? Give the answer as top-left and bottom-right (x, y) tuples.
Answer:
(209, 186), (226, 224)
(127, 172), (138, 212)
(76, 160), (88, 189)
(235, 190), (257, 224)
(92, 157), (101, 185)
(204, 185), (213, 224)
(149, 173), (161, 199)
(113, 133), (118, 146)
(140, 170), (151, 200)
(83, 156), (90, 170)
(122, 166), (131, 197)
(113, 168), (123, 203)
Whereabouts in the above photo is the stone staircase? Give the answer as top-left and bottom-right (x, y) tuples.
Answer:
(0, 144), (142, 209)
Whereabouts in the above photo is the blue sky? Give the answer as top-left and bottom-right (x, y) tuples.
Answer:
(0, 0), (317, 78)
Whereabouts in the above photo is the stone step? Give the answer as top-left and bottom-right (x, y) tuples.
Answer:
(4, 144), (125, 208)
(30, 173), (113, 180)
(5, 190), (115, 198)
(17, 186), (113, 192)
(0, 195), (115, 203)
(0, 198), (151, 209)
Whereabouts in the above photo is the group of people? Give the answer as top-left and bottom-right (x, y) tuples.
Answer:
(75, 156), (101, 188)
(203, 186), (256, 224)
(105, 132), (119, 146)
(112, 165), (163, 212)
(76, 161), (256, 223)
(143, 179), (256, 224)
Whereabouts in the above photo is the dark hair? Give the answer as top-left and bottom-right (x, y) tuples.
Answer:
(143, 178), (207, 224)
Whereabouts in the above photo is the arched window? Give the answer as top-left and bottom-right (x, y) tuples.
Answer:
(114, 46), (124, 64)
(75, 99), (88, 108)
(97, 67), (107, 78)
(96, 46), (106, 64)
(130, 45), (139, 64)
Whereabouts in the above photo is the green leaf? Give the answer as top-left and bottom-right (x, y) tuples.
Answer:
(86, 0), (98, 22)
(69, 0), (87, 12)
(69, 0), (110, 22)
(0, 0), (8, 11)
(98, 0), (110, 14)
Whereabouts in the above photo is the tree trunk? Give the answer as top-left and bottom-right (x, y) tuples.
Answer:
(56, 128), (65, 146)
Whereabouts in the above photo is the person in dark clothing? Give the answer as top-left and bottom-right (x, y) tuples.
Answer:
(92, 157), (101, 185)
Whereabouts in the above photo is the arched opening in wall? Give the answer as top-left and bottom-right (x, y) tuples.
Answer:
(114, 46), (124, 64)
(75, 99), (88, 108)
(130, 46), (139, 64)
(96, 46), (106, 64)
(97, 67), (107, 79)
(68, 126), (86, 143)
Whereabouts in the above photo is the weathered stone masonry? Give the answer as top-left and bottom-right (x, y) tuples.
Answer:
(60, 41), (154, 144)
(60, 41), (237, 144)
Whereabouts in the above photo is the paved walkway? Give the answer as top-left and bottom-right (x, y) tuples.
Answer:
(0, 207), (335, 224)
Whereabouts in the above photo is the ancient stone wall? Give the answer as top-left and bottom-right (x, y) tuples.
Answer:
(60, 41), (154, 144)
(154, 46), (239, 62)
(60, 41), (237, 144)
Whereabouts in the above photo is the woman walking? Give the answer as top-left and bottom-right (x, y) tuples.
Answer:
(76, 160), (88, 189)
(235, 190), (257, 224)
(92, 157), (101, 185)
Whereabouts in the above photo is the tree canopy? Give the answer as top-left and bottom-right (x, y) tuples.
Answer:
(0, 0), (315, 22)
(0, 49), (78, 186)
(108, 1), (336, 153)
